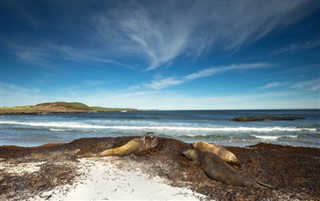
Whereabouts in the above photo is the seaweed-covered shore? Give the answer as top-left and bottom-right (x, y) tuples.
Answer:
(1, 137), (319, 200)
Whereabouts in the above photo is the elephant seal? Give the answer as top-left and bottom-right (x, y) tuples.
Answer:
(193, 141), (237, 163)
(99, 133), (158, 157)
(183, 149), (272, 188)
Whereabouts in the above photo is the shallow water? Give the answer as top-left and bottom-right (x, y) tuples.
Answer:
(1, 110), (319, 147)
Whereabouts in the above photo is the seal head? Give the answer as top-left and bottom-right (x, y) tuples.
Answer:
(141, 133), (158, 150)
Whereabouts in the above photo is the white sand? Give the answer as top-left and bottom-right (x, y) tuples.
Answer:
(35, 158), (205, 200)
(0, 160), (45, 175)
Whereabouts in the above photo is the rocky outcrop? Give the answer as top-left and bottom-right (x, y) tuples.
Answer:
(232, 116), (305, 122)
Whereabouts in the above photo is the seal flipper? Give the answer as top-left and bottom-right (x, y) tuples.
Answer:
(254, 175), (274, 189)
(256, 180), (274, 189)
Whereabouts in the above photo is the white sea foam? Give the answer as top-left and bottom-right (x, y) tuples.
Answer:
(1, 121), (106, 129)
(49, 128), (68, 132)
(285, 135), (299, 138)
(252, 135), (298, 140)
(253, 135), (279, 140)
(1, 120), (317, 133)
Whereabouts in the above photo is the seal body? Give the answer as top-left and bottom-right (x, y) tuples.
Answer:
(183, 149), (272, 188)
(193, 141), (237, 163)
(99, 135), (158, 157)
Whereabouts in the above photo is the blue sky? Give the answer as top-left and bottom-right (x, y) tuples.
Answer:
(1, 0), (320, 109)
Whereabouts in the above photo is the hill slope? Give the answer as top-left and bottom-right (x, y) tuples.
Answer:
(0, 102), (138, 114)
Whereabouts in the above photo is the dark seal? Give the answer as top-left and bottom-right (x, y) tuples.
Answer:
(183, 149), (273, 188)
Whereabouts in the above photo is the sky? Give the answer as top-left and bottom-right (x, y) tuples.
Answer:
(1, 0), (320, 110)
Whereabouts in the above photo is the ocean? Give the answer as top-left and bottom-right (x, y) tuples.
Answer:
(1, 110), (319, 147)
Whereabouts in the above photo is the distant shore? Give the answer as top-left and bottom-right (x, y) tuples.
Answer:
(1, 136), (319, 200)
(0, 101), (138, 115)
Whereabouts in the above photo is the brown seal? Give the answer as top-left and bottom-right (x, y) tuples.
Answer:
(99, 133), (158, 157)
(183, 149), (272, 188)
(193, 141), (237, 163)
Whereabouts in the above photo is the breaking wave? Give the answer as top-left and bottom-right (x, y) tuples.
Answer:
(252, 135), (298, 140)
(1, 120), (317, 133)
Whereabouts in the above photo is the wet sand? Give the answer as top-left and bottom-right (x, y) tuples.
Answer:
(1, 136), (319, 200)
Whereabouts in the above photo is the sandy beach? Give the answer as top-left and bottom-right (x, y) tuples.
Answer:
(3, 157), (203, 201)
(1, 136), (320, 200)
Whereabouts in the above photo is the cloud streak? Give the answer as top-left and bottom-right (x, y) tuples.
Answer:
(92, 1), (318, 70)
(290, 79), (320, 91)
(145, 63), (271, 90)
(273, 39), (320, 55)
(260, 82), (285, 89)
(8, 41), (133, 69)
(7, 1), (319, 71)
(260, 79), (320, 91)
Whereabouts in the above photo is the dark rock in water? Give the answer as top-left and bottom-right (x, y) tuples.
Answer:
(231, 116), (305, 122)
(0, 137), (319, 201)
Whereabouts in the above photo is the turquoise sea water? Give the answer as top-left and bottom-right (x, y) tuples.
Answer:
(1, 110), (319, 147)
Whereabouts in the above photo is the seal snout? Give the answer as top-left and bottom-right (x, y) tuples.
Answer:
(182, 150), (188, 156)
(183, 149), (197, 161)
(150, 137), (158, 148)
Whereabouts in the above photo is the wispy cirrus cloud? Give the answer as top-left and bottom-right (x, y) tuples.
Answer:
(273, 39), (320, 55)
(91, 1), (318, 70)
(260, 79), (320, 91)
(145, 63), (271, 90)
(7, 1), (319, 71)
(290, 79), (320, 91)
(260, 82), (285, 89)
(8, 41), (133, 69)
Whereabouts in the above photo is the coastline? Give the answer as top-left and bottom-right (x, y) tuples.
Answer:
(0, 101), (139, 115)
(1, 137), (319, 200)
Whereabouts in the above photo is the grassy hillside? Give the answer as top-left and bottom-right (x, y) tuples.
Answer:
(36, 102), (92, 110)
(0, 102), (138, 114)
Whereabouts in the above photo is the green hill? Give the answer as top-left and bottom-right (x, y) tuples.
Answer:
(0, 102), (138, 114)
(36, 102), (92, 111)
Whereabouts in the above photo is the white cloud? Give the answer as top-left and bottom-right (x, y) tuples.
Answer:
(260, 79), (320, 91)
(260, 82), (284, 89)
(144, 77), (184, 90)
(273, 39), (320, 55)
(186, 63), (270, 80)
(9, 42), (133, 69)
(145, 63), (271, 90)
(91, 1), (318, 70)
(290, 79), (320, 91)
(8, 1), (318, 71)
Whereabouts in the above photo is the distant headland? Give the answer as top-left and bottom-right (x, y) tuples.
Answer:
(0, 102), (138, 115)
